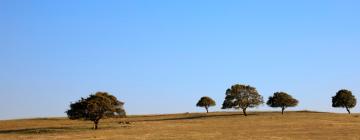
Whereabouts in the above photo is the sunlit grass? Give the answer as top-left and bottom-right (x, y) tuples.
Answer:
(1, 111), (360, 139)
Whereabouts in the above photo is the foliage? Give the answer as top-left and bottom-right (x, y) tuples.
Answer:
(267, 92), (298, 114)
(66, 92), (125, 129)
(222, 84), (263, 116)
(332, 89), (356, 114)
(196, 96), (216, 113)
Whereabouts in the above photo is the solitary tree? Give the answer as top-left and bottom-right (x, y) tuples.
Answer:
(66, 92), (125, 129)
(267, 92), (298, 115)
(332, 89), (356, 114)
(222, 84), (263, 116)
(196, 96), (216, 113)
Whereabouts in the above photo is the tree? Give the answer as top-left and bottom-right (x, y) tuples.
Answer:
(267, 92), (298, 115)
(66, 92), (125, 129)
(114, 102), (126, 117)
(196, 96), (216, 113)
(222, 84), (263, 116)
(332, 89), (356, 114)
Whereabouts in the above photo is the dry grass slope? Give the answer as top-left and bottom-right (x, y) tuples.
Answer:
(1, 111), (360, 140)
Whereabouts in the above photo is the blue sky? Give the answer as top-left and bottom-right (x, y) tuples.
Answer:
(0, 0), (359, 120)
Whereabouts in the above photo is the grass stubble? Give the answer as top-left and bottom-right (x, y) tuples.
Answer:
(0, 111), (360, 140)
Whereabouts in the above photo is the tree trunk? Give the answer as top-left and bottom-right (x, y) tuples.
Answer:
(205, 106), (209, 113)
(93, 120), (99, 130)
(281, 107), (285, 115)
(242, 108), (247, 116)
(346, 107), (351, 114)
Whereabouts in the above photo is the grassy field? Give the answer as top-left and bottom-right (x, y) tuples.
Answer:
(1, 111), (360, 140)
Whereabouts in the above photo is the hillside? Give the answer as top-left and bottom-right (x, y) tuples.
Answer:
(1, 111), (360, 140)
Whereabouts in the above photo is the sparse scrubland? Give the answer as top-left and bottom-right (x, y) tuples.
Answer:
(1, 111), (360, 140)
(0, 85), (357, 139)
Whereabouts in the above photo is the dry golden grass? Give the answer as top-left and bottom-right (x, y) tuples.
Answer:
(1, 111), (360, 140)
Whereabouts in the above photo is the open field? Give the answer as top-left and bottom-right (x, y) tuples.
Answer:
(1, 111), (360, 140)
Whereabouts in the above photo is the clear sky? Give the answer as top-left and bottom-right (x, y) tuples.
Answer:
(0, 0), (359, 120)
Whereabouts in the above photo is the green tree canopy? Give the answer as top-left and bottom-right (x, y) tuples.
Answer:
(222, 84), (263, 116)
(196, 96), (216, 113)
(66, 92), (125, 129)
(332, 89), (356, 114)
(267, 92), (298, 114)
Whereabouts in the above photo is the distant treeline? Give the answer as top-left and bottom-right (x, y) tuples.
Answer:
(66, 83), (357, 129)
